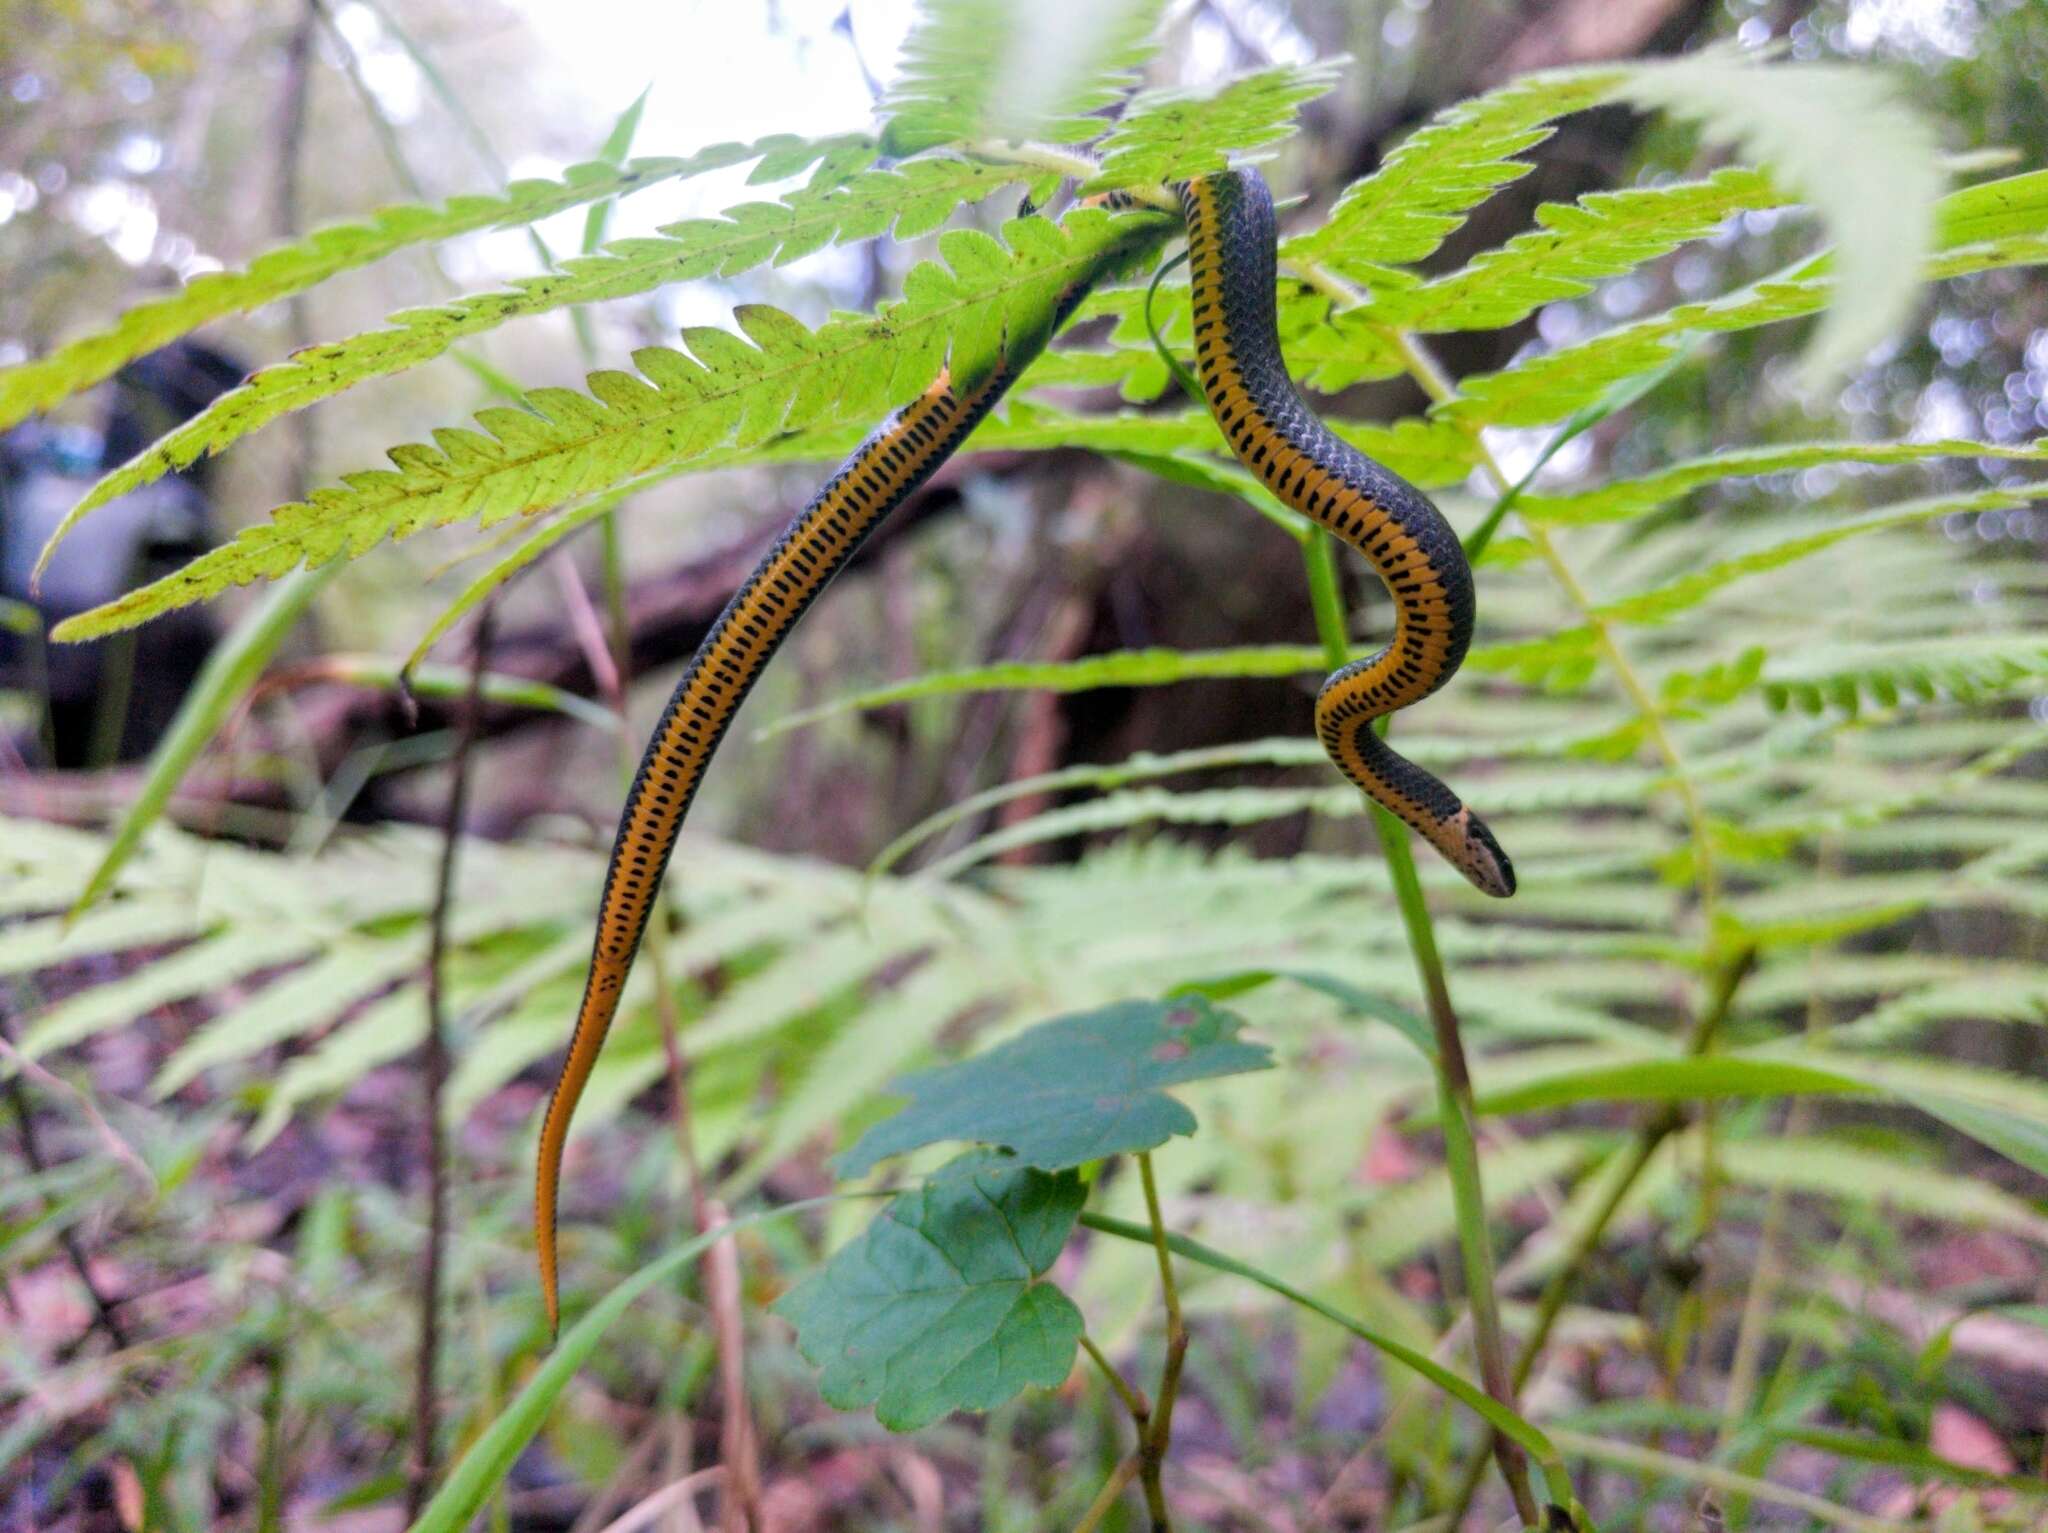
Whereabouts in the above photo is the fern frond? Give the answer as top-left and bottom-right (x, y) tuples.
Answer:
(1827, 971), (2048, 1049)
(1442, 170), (2048, 431)
(879, 0), (1164, 153)
(1376, 168), (1779, 334)
(52, 210), (1172, 640)
(1085, 60), (1345, 190)
(152, 942), (428, 1096)
(1763, 634), (2048, 716)
(767, 645), (1334, 736)
(0, 137), (868, 432)
(1521, 438), (2048, 526)
(18, 929), (317, 1059)
(1719, 1136), (2048, 1243)
(1282, 65), (1628, 284)
(1938, 167), (2048, 246)
(1462, 628), (1602, 690)
(925, 770), (1653, 881)
(1596, 488), (2029, 624)
(40, 154), (1032, 571)
(1612, 54), (1943, 386)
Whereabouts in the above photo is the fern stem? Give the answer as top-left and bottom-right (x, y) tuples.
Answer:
(1301, 529), (1540, 1527)
(1721, 913), (1830, 1446)
(1518, 529), (1723, 915)
(1, 1013), (132, 1348)
(966, 139), (1179, 211)
(1285, 257), (1725, 921)
(1442, 944), (1758, 1526)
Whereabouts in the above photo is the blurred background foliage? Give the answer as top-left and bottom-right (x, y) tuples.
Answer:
(6, 1), (2048, 1530)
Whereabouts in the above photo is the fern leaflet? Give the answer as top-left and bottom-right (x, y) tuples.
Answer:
(1373, 168), (1778, 333)
(1281, 64), (1628, 284)
(1612, 54), (1941, 385)
(879, 0), (1164, 153)
(52, 211), (1172, 640)
(1597, 489), (2032, 625)
(40, 152), (1031, 574)
(1521, 438), (2048, 526)
(1436, 168), (2048, 430)
(1764, 635), (2048, 716)
(1085, 60), (1345, 190)
(0, 137), (868, 432)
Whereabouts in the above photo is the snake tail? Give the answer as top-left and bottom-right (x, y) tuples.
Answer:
(1179, 168), (1515, 899)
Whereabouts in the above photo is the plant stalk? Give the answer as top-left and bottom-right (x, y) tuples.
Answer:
(1081, 1335), (1153, 1429)
(409, 601), (495, 1516)
(1300, 529), (1538, 1525)
(1, 1022), (130, 1349)
(1073, 1457), (1143, 1533)
(257, 1322), (289, 1533)
(1135, 1151), (1186, 1531)
(1441, 944), (1758, 1525)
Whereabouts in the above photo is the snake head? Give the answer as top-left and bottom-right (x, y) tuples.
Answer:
(1462, 811), (1517, 898)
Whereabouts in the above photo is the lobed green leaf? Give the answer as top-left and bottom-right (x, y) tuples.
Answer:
(775, 1153), (1087, 1431)
(836, 994), (1272, 1177)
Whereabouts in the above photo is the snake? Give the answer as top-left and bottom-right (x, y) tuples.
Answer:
(535, 167), (1515, 1330)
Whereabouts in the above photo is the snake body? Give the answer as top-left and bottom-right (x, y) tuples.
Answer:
(536, 169), (1512, 1329)
(1182, 171), (1514, 899)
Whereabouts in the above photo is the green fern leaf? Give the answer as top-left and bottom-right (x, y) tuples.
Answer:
(1828, 971), (2048, 1049)
(0, 138), (865, 432)
(1522, 438), (2048, 526)
(1376, 168), (1779, 333)
(879, 0), (1164, 154)
(1463, 627), (1602, 690)
(1443, 170), (2048, 430)
(1614, 54), (1942, 386)
(52, 209), (1173, 641)
(1597, 488), (2030, 625)
(1283, 65), (1628, 285)
(924, 769), (1651, 881)
(1937, 167), (2048, 246)
(1085, 60), (1345, 190)
(0, 905), (209, 980)
(250, 932), (588, 1147)
(40, 154), (1032, 573)
(1763, 634), (2048, 716)
(768, 645), (1334, 735)
(18, 928), (316, 1059)
(1720, 1136), (2048, 1242)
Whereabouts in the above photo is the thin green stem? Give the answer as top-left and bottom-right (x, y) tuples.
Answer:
(1442, 945), (1758, 1525)
(1720, 922), (1827, 1445)
(1300, 530), (1539, 1526)
(1135, 1152), (1185, 1531)
(1079, 1212), (1586, 1520)
(257, 1330), (287, 1533)
(966, 139), (1179, 211)
(598, 514), (631, 679)
(1081, 1335), (1152, 1429)
(1546, 1428), (1908, 1533)
(1073, 1457), (1142, 1533)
